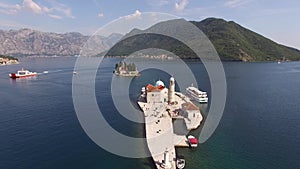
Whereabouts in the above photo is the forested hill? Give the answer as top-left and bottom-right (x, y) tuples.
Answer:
(106, 18), (300, 61)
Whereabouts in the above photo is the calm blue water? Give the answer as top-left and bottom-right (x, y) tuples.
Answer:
(0, 57), (299, 169)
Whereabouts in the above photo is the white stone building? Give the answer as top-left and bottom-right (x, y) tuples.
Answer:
(145, 80), (168, 104)
(182, 102), (201, 120)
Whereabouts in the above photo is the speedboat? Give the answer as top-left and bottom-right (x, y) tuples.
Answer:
(176, 156), (185, 169)
(187, 135), (198, 148)
(9, 68), (37, 78)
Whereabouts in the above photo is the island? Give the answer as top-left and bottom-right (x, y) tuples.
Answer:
(0, 55), (19, 66)
(138, 77), (203, 169)
(113, 61), (140, 77)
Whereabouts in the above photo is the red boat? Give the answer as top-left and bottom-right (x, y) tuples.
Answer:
(188, 135), (198, 148)
(9, 68), (37, 78)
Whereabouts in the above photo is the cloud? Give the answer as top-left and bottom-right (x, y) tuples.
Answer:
(23, 0), (75, 19)
(0, 2), (21, 15)
(23, 0), (43, 14)
(43, 6), (51, 13)
(49, 1), (75, 19)
(97, 13), (104, 17)
(0, 0), (75, 19)
(124, 10), (142, 20)
(175, 0), (188, 11)
(53, 6), (75, 19)
(148, 0), (169, 7)
(225, 0), (251, 8)
(49, 14), (62, 19)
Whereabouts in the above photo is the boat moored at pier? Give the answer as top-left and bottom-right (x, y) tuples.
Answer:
(186, 85), (208, 103)
(176, 156), (185, 169)
(188, 135), (198, 148)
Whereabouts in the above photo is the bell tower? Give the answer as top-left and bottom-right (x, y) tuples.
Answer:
(168, 77), (175, 104)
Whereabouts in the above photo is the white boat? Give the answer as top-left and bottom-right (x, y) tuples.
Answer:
(9, 68), (37, 78)
(186, 85), (208, 103)
(176, 156), (185, 169)
(187, 135), (198, 148)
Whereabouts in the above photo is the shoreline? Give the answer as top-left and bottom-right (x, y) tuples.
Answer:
(0, 62), (19, 66)
(8, 55), (296, 63)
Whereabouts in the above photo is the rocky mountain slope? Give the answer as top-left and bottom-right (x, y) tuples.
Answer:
(0, 28), (122, 57)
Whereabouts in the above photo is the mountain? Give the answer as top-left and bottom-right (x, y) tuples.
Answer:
(106, 18), (300, 61)
(0, 29), (123, 57)
(1, 18), (299, 61)
(192, 18), (300, 61)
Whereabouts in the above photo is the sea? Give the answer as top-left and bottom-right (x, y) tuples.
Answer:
(0, 57), (299, 169)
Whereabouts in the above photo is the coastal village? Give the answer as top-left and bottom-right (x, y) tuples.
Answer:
(0, 55), (19, 65)
(138, 77), (203, 169)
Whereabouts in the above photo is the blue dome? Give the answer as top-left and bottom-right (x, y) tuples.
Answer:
(155, 80), (165, 87)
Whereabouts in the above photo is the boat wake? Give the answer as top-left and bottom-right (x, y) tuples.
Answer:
(37, 69), (68, 75)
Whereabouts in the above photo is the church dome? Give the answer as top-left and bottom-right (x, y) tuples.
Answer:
(155, 80), (165, 87)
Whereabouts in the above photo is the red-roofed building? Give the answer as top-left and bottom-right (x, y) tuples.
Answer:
(182, 102), (199, 111)
(182, 102), (200, 120)
(145, 82), (168, 104)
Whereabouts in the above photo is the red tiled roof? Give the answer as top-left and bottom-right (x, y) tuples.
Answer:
(146, 84), (165, 92)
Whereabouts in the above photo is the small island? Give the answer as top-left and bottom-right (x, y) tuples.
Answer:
(138, 77), (203, 169)
(0, 55), (19, 66)
(113, 61), (140, 77)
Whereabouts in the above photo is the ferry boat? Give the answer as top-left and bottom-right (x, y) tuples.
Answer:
(186, 85), (208, 103)
(187, 135), (198, 148)
(176, 156), (185, 169)
(9, 68), (37, 78)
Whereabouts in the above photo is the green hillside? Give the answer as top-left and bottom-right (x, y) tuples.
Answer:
(106, 18), (300, 61)
(192, 18), (300, 61)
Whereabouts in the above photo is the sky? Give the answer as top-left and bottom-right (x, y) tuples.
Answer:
(0, 0), (300, 49)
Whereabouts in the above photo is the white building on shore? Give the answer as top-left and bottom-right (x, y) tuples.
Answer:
(145, 77), (176, 104)
(182, 102), (201, 121)
(145, 80), (168, 104)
